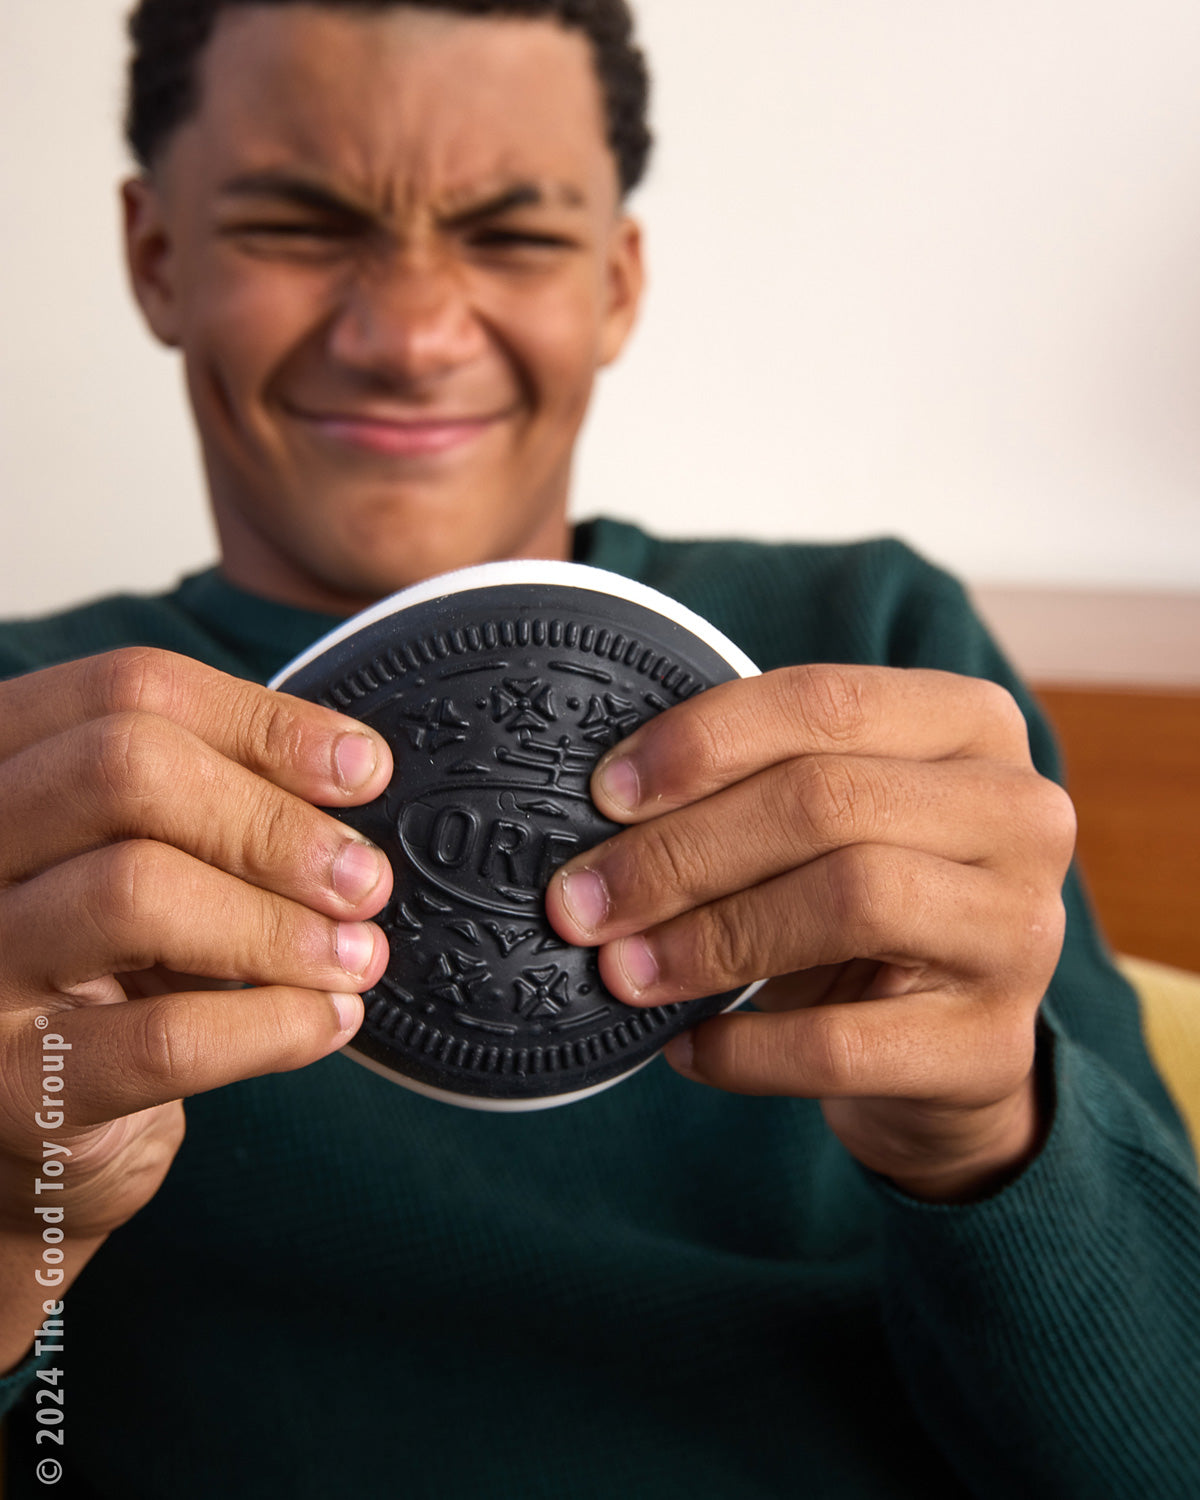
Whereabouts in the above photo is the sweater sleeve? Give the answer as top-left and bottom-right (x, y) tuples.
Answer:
(875, 1023), (1200, 1497)
(867, 555), (1200, 1496)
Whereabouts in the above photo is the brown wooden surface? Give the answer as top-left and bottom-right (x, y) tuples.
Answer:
(1035, 686), (1200, 973)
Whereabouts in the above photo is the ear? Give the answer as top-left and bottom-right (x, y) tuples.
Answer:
(122, 175), (183, 348)
(598, 213), (645, 367)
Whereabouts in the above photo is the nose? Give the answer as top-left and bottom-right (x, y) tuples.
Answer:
(327, 247), (489, 385)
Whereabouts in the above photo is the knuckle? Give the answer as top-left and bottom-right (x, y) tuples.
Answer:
(784, 755), (873, 844)
(662, 701), (737, 786)
(1026, 890), (1068, 973)
(250, 788), (304, 878)
(638, 818), (713, 901)
(92, 840), (170, 946)
(247, 696), (310, 773)
(135, 998), (199, 1092)
(975, 679), (1030, 752)
(1037, 778), (1078, 864)
(807, 1009), (864, 1093)
(92, 711), (167, 810)
(782, 664), (867, 746)
(92, 647), (178, 718)
(257, 894), (299, 970)
(1005, 771), (1078, 870)
(824, 845), (897, 945)
(694, 902), (751, 988)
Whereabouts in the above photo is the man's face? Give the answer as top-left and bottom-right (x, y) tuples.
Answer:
(124, 5), (643, 612)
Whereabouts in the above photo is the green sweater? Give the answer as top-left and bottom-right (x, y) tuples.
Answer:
(2, 519), (1197, 1499)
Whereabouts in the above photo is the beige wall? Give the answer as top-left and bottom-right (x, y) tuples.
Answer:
(3, 0), (1200, 619)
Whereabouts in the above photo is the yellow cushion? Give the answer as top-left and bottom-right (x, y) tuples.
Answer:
(1119, 954), (1200, 1156)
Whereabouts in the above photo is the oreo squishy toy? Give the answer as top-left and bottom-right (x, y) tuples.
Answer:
(271, 561), (761, 1110)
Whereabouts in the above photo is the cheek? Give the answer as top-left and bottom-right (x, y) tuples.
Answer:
(182, 262), (331, 398)
(489, 280), (606, 410)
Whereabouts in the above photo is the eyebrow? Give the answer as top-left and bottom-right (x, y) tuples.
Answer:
(217, 172), (370, 219)
(443, 182), (586, 225)
(216, 171), (586, 224)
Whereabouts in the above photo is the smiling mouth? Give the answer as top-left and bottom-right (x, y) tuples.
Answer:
(286, 405), (512, 458)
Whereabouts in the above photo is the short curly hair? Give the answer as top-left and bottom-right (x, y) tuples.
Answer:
(125, 0), (653, 197)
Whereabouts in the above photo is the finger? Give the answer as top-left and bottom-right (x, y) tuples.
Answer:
(0, 841), (390, 995)
(591, 845), (1065, 1007)
(0, 648), (391, 804)
(588, 665), (1032, 821)
(548, 755), (1069, 945)
(0, 713), (393, 919)
(25, 986), (365, 1128)
(660, 990), (1036, 1105)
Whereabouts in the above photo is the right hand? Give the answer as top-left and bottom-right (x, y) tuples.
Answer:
(0, 647), (393, 1251)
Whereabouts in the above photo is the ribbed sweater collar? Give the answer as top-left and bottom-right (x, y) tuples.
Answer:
(171, 518), (651, 683)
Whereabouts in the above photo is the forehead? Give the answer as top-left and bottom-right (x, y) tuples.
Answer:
(169, 5), (616, 210)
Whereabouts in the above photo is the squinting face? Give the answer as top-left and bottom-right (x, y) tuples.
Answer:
(124, 6), (644, 612)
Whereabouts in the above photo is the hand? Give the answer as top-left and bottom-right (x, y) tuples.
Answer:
(546, 665), (1076, 1202)
(0, 648), (393, 1259)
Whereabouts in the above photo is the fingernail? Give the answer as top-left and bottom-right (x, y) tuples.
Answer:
(336, 921), (378, 977)
(559, 868), (610, 936)
(595, 755), (640, 813)
(333, 732), (379, 792)
(332, 840), (388, 903)
(616, 935), (659, 994)
(664, 1030), (695, 1074)
(331, 992), (364, 1036)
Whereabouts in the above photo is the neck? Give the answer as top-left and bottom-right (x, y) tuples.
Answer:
(214, 508), (576, 616)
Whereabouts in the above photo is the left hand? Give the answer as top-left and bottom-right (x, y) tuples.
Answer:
(545, 665), (1077, 1202)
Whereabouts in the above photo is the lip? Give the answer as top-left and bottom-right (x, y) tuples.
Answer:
(285, 404), (512, 458)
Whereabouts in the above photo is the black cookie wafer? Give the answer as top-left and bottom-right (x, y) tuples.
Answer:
(272, 561), (761, 1110)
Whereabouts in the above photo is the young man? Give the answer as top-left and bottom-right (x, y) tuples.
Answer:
(0, 2), (1197, 1494)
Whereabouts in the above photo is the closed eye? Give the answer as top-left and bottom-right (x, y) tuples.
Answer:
(217, 218), (365, 261)
(467, 228), (576, 250)
(222, 220), (356, 238)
